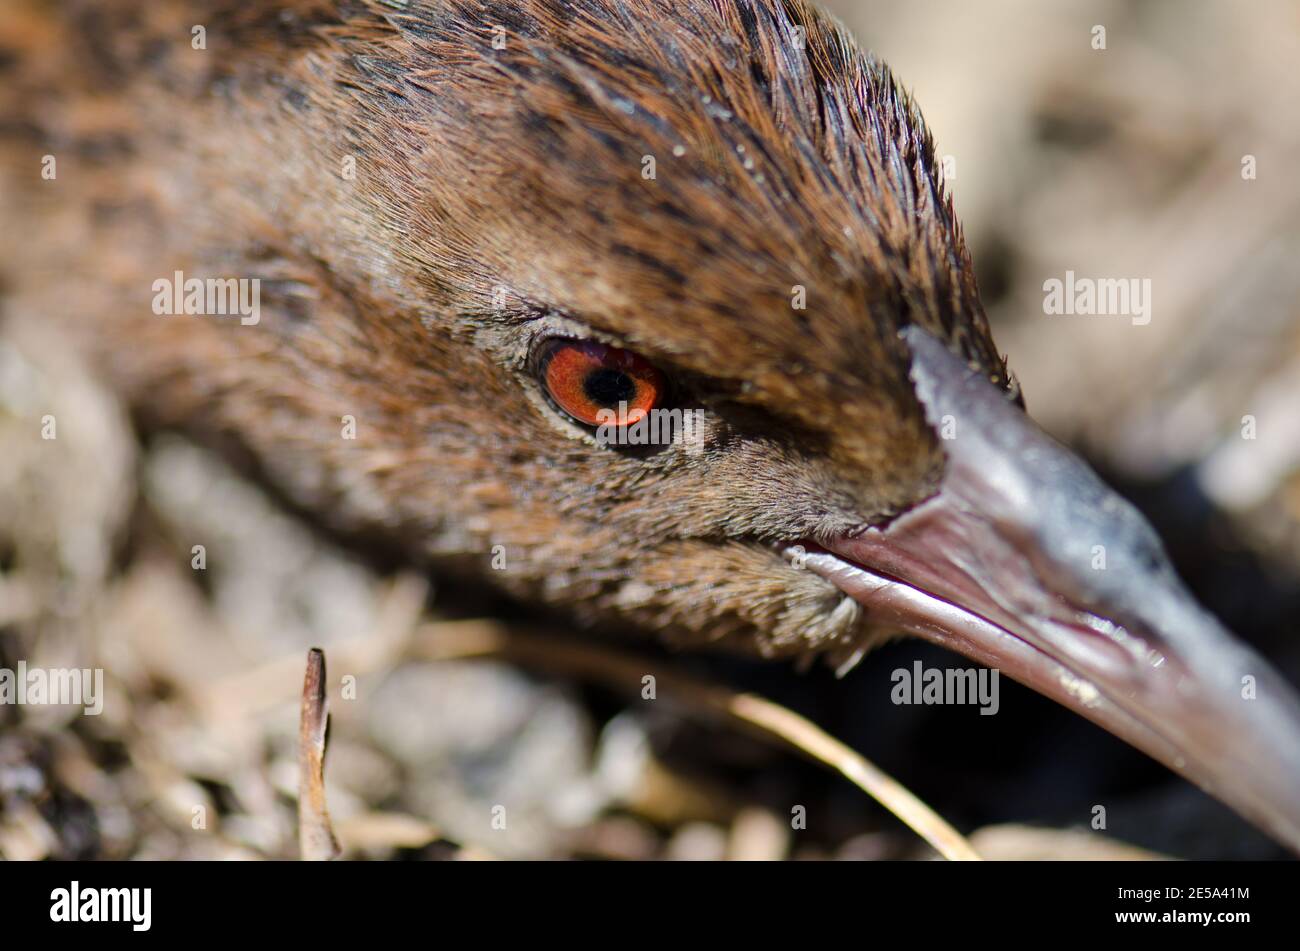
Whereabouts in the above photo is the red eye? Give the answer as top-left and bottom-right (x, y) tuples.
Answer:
(537, 338), (666, 428)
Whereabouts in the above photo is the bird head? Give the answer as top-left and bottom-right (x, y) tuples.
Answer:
(70, 0), (1300, 849)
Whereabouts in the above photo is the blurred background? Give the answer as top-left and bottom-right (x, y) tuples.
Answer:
(1, 0), (1298, 859)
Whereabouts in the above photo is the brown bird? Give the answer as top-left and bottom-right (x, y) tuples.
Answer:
(3, 0), (1299, 850)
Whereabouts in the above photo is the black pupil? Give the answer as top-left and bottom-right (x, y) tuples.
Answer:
(583, 367), (637, 407)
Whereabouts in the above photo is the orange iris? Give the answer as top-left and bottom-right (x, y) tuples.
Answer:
(538, 338), (665, 428)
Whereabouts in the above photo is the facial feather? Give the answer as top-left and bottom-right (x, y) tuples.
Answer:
(1, 0), (1014, 658)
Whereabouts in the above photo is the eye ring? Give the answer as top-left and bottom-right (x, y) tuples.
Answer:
(534, 337), (666, 429)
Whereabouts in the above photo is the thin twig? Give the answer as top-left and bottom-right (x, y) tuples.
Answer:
(407, 621), (981, 861)
(229, 618), (976, 860)
(298, 648), (341, 861)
